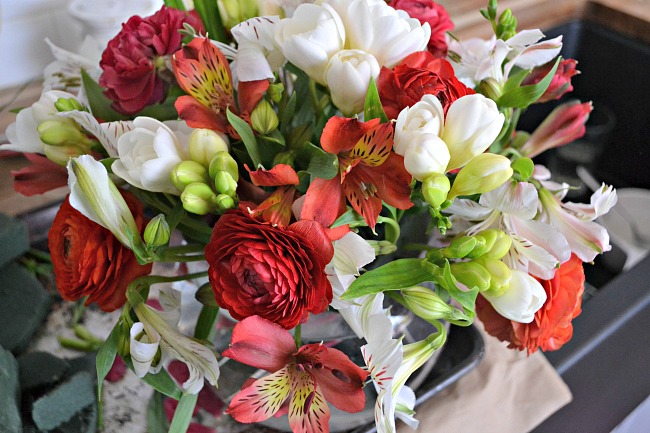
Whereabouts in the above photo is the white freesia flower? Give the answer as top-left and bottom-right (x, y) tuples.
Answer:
(402, 135), (450, 181)
(112, 117), (194, 195)
(324, 49), (380, 116)
(394, 94), (445, 156)
(133, 288), (220, 394)
(231, 16), (285, 82)
(482, 269), (547, 323)
(67, 155), (142, 249)
(443, 94), (505, 170)
(274, 2), (345, 83)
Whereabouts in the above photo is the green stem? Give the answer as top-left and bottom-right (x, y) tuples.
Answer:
(293, 324), (302, 348)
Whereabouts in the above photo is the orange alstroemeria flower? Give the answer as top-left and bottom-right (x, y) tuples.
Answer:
(302, 117), (413, 229)
(172, 37), (268, 138)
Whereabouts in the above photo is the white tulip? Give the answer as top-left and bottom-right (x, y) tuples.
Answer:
(112, 117), (193, 195)
(443, 94), (505, 170)
(482, 269), (547, 323)
(402, 134), (450, 181)
(394, 94), (445, 156)
(324, 49), (380, 116)
(274, 2), (345, 83)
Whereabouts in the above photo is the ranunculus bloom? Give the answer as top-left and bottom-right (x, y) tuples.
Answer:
(48, 192), (152, 312)
(378, 51), (474, 120)
(205, 209), (334, 329)
(477, 254), (585, 354)
(522, 58), (579, 103)
(389, 0), (454, 57)
(99, 6), (203, 115)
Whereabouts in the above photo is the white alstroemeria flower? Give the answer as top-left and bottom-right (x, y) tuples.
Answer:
(394, 94), (445, 155)
(324, 49), (380, 116)
(112, 117), (194, 195)
(231, 16), (285, 82)
(561, 183), (617, 222)
(1, 90), (80, 154)
(482, 269), (547, 323)
(447, 181), (570, 279)
(327, 0), (430, 69)
(43, 37), (101, 96)
(443, 94), (505, 170)
(274, 2), (345, 83)
(130, 322), (165, 378)
(537, 185), (613, 263)
(503, 30), (563, 77)
(67, 155), (142, 249)
(132, 290), (220, 394)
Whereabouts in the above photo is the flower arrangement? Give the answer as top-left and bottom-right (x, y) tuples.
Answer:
(1, 0), (618, 432)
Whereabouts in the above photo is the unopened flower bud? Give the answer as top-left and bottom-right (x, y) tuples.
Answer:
(214, 193), (235, 212)
(44, 143), (85, 166)
(181, 183), (217, 215)
(465, 235), (488, 259)
(38, 119), (91, 148)
(208, 151), (239, 181)
(218, 0), (258, 29)
(250, 99), (279, 135)
(401, 286), (467, 324)
(477, 77), (502, 101)
(267, 83), (284, 103)
(214, 171), (238, 197)
(54, 97), (84, 112)
(448, 153), (513, 200)
(450, 261), (491, 292)
(511, 157), (535, 180)
(422, 174), (450, 209)
(189, 129), (229, 167)
(482, 229), (512, 259)
(367, 240), (398, 256)
(144, 214), (171, 249)
(171, 161), (208, 191)
(475, 256), (512, 296)
(443, 236), (477, 259)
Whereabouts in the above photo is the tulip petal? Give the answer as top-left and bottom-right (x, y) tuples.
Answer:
(228, 367), (292, 423)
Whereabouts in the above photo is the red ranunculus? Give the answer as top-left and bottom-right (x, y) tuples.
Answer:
(48, 192), (152, 312)
(390, 0), (454, 57)
(522, 58), (580, 103)
(477, 254), (585, 354)
(99, 6), (204, 115)
(205, 209), (334, 329)
(378, 51), (474, 120)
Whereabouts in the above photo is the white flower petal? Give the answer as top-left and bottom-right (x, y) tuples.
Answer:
(483, 269), (547, 323)
(130, 322), (161, 378)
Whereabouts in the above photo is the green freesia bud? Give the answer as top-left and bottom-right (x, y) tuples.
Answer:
(511, 157), (535, 181)
(443, 236), (477, 259)
(475, 256), (512, 296)
(450, 261), (491, 292)
(401, 286), (470, 324)
(144, 214), (171, 249)
(208, 151), (239, 181)
(171, 161), (208, 190)
(189, 129), (229, 167)
(38, 119), (92, 148)
(250, 99), (279, 135)
(465, 235), (488, 259)
(214, 193), (235, 212)
(214, 171), (238, 197)
(422, 174), (450, 209)
(44, 143), (85, 166)
(181, 183), (218, 215)
(54, 97), (84, 112)
(482, 229), (512, 259)
(478, 77), (503, 101)
(448, 153), (514, 200)
(218, 0), (258, 29)
(267, 83), (285, 103)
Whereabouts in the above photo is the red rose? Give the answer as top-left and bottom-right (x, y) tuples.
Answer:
(48, 192), (152, 312)
(477, 255), (585, 354)
(205, 209), (334, 329)
(390, 0), (454, 57)
(522, 58), (579, 103)
(99, 6), (203, 115)
(378, 51), (474, 120)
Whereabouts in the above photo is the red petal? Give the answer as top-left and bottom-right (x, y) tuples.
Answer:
(301, 177), (346, 228)
(367, 153), (414, 211)
(227, 367), (292, 423)
(223, 316), (296, 372)
(11, 153), (68, 196)
(288, 220), (335, 265)
(238, 79), (270, 117)
(320, 117), (380, 155)
(288, 372), (330, 433)
(246, 164), (300, 186)
(342, 168), (384, 230)
(174, 95), (233, 134)
(310, 348), (368, 413)
(349, 122), (394, 167)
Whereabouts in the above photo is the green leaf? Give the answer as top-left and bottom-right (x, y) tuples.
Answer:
(124, 358), (183, 400)
(434, 261), (478, 320)
(279, 91), (297, 135)
(342, 258), (437, 299)
(297, 142), (338, 180)
(194, 305), (219, 341)
(193, 0), (227, 42)
(227, 108), (263, 168)
(138, 101), (179, 121)
(163, 0), (186, 10)
(497, 57), (561, 108)
(95, 323), (121, 401)
(331, 208), (367, 229)
(147, 391), (169, 433)
(81, 70), (127, 122)
(168, 393), (198, 433)
(363, 77), (388, 123)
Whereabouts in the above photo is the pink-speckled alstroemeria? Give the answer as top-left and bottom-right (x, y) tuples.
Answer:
(224, 316), (368, 433)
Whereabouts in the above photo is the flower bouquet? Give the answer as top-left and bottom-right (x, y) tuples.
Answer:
(2, 0), (617, 432)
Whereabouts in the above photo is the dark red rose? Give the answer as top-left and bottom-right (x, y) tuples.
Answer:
(477, 254), (585, 354)
(390, 0), (454, 57)
(378, 51), (474, 120)
(205, 209), (334, 329)
(48, 191), (152, 312)
(522, 58), (580, 103)
(99, 6), (204, 115)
